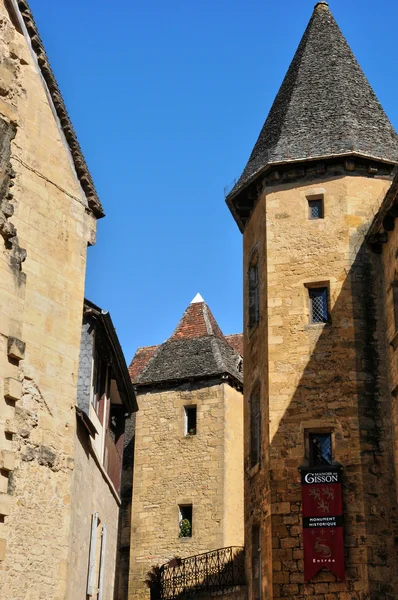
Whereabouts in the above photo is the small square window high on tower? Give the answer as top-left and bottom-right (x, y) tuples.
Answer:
(308, 198), (324, 219)
(184, 406), (197, 436)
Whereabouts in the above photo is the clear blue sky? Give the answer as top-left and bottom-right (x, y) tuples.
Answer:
(29, 0), (398, 362)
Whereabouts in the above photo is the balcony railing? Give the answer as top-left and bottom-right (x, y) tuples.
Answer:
(155, 546), (245, 600)
(104, 428), (122, 493)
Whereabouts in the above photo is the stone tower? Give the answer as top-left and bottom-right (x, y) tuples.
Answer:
(227, 3), (398, 599)
(125, 295), (244, 600)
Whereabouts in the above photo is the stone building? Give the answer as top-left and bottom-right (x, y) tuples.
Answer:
(0, 1), (136, 599)
(71, 299), (137, 600)
(226, 2), (398, 599)
(124, 294), (244, 600)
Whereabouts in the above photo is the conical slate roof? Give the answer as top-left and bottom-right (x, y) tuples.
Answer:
(228, 1), (398, 199)
(131, 295), (243, 388)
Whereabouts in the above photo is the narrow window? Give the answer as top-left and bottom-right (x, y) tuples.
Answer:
(393, 282), (398, 331)
(308, 197), (324, 219)
(184, 406), (197, 436)
(248, 257), (259, 328)
(308, 287), (328, 323)
(309, 433), (332, 467)
(250, 392), (261, 468)
(178, 505), (192, 538)
(252, 525), (262, 600)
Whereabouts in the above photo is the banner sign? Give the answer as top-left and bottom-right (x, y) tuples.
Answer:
(301, 467), (345, 581)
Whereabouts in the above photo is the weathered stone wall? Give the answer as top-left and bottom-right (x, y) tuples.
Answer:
(223, 378), (244, 547)
(243, 172), (398, 598)
(379, 219), (398, 504)
(0, 2), (97, 598)
(128, 381), (244, 600)
(66, 420), (120, 600)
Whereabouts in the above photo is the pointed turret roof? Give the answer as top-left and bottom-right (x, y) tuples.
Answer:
(228, 1), (398, 201)
(130, 296), (243, 388)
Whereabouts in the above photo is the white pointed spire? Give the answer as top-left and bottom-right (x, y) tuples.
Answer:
(191, 293), (204, 304)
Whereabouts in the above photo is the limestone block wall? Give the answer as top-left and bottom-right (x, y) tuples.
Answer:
(0, 2), (97, 598)
(379, 222), (398, 503)
(128, 381), (244, 600)
(244, 172), (398, 599)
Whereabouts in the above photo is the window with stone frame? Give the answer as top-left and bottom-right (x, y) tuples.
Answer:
(308, 196), (324, 219)
(178, 505), (193, 538)
(308, 286), (329, 324)
(184, 405), (197, 436)
(308, 432), (333, 467)
(248, 254), (260, 328)
(252, 525), (262, 600)
(250, 390), (261, 468)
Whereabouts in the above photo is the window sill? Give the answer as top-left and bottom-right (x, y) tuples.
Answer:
(390, 330), (398, 350)
(179, 537), (193, 542)
(304, 322), (331, 331)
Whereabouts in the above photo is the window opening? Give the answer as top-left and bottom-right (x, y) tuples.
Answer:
(250, 392), (261, 468)
(309, 433), (332, 467)
(178, 505), (192, 538)
(308, 198), (324, 219)
(184, 406), (197, 436)
(393, 282), (398, 331)
(308, 287), (328, 323)
(252, 525), (262, 600)
(249, 259), (259, 328)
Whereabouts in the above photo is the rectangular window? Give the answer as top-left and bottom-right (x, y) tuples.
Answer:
(249, 260), (259, 328)
(250, 392), (261, 468)
(308, 287), (328, 323)
(309, 433), (332, 467)
(393, 283), (398, 331)
(308, 198), (324, 219)
(252, 525), (262, 600)
(184, 406), (197, 436)
(178, 505), (193, 538)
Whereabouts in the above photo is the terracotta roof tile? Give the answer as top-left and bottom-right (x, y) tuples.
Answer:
(129, 298), (243, 387)
(129, 345), (159, 382)
(225, 334), (243, 356)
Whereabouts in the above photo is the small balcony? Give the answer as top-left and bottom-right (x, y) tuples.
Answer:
(150, 546), (245, 600)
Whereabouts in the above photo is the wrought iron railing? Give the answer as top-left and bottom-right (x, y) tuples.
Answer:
(157, 546), (245, 600)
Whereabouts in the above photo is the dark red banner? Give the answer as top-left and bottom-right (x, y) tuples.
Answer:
(301, 468), (345, 581)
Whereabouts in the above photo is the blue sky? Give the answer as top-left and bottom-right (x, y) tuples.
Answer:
(29, 0), (398, 362)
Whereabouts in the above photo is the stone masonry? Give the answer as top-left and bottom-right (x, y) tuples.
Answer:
(126, 297), (244, 600)
(0, 1), (101, 598)
(128, 382), (244, 600)
(227, 3), (398, 599)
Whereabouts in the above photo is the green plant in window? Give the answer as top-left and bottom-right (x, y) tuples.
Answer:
(187, 428), (196, 436)
(179, 518), (192, 538)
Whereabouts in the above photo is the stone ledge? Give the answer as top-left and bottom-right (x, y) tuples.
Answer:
(4, 377), (22, 401)
(0, 538), (6, 561)
(0, 492), (12, 516)
(7, 336), (25, 361)
(0, 450), (15, 471)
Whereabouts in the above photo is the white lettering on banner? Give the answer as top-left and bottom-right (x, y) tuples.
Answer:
(305, 472), (338, 484)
